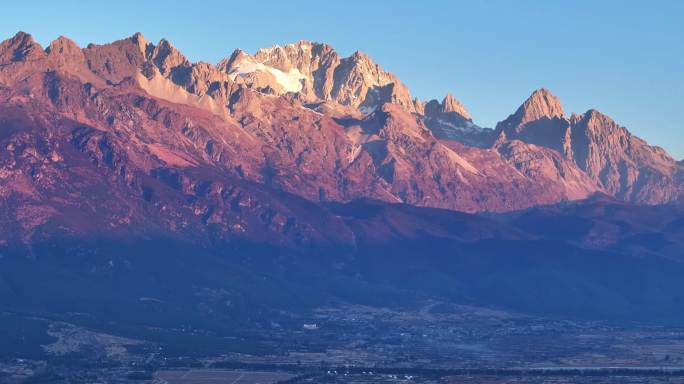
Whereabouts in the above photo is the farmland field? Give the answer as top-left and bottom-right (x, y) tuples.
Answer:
(156, 369), (294, 384)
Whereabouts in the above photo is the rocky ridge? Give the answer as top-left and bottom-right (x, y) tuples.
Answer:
(0, 30), (681, 244)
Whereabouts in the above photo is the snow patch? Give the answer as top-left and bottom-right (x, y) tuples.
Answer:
(229, 59), (306, 93)
(359, 105), (377, 115)
(437, 119), (484, 133)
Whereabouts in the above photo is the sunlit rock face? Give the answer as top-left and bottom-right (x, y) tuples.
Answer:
(0, 29), (680, 247)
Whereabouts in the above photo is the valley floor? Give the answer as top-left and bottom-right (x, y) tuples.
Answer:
(4, 303), (684, 383)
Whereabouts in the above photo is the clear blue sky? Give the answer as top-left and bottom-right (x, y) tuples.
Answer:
(2, 0), (682, 158)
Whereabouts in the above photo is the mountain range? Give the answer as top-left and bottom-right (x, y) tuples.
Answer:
(1, 32), (683, 355)
(1, 32), (681, 222)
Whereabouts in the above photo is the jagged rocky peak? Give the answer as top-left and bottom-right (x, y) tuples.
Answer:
(46, 35), (82, 57)
(218, 40), (415, 113)
(217, 44), (309, 95)
(424, 93), (471, 120)
(219, 40), (339, 89)
(72, 32), (229, 100)
(148, 38), (190, 76)
(44, 36), (85, 70)
(494, 88), (572, 160)
(498, 88), (566, 135)
(576, 109), (620, 131)
(492, 88), (682, 203)
(218, 48), (248, 69)
(421, 92), (492, 147)
(0, 31), (44, 62)
(412, 98), (426, 115)
(519, 88), (565, 122)
(495, 88), (569, 143)
(253, 40), (330, 71)
(572, 108), (674, 165)
(79, 32), (152, 84)
(441, 93), (471, 119)
(568, 107), (680, 201)
(130, 32), (149, 55)
(332, 50), (414, 111)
